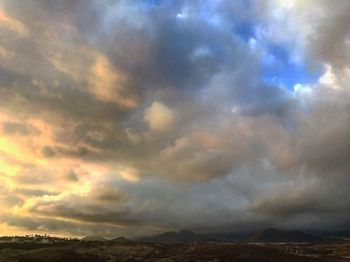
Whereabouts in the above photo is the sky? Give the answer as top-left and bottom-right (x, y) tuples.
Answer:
(0, 0), (350, 238)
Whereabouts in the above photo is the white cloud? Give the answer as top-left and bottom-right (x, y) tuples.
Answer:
(144, 101), (175, 133)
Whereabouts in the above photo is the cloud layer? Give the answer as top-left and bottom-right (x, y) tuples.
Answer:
(0, 0), (350, 237)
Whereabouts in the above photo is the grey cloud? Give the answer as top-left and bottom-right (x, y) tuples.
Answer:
(31, 203), (137, 226)
(15, 168), (56, 185)
(2, 121), (39, 136)
(307, 1), (350, 70)
(28, 188), (137, 226)
(65, 170), (79, 182)
(16, 188), (59, 198)
(93, 187), (123, 202)
(42, 146), (56, 158)
(1, 212), (148, 238)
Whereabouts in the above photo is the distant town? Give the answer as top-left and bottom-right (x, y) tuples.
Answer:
(0, 235), (78, 244)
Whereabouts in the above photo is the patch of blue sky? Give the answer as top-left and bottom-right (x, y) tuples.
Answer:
(240, 0), (251, 8)
(234, 21), (255, 41)
(262, 44), (322, 90)
(143, 0), (163, 6)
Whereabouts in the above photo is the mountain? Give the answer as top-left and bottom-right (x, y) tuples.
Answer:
(202, 232), (253, 242)
(81, 236), (107, 242)
(111, 237), (133, 243)
(141, 229), (212, 243)
(251, 228), (322, 243)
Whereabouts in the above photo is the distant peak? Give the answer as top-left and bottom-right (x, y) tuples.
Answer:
(178, 229), (195, 234)
(82, 236), (106, 241)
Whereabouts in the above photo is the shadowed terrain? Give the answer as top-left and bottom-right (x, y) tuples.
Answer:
(1, 241), (350, 261)
(250, 228), (322, 243)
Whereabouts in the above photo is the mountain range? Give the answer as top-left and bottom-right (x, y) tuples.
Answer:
(139, 228), (322, 243)
(82, 228), (327, 243)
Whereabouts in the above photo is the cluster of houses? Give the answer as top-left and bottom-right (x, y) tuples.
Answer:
(0, 234), (78, 244)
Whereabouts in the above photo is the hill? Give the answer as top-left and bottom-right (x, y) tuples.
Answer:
(111, 237), (133, 243)
(251, 228), (322, 243)
(141, 229), (212, 243)
(203, 231), (252, 242)
(81, 236), (107, 242)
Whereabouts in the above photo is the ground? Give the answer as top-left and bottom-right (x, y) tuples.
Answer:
(0, 242), (349, 261)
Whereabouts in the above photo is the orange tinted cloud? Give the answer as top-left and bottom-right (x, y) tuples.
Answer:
(89, 55), (137, 108)
(0, 9), (28, 36)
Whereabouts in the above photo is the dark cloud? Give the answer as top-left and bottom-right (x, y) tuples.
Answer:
(16, 188), (59, 197)
(2, 122), (39, 136)
(42, 146), (56, 158)
(65, 170), (79, 182)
